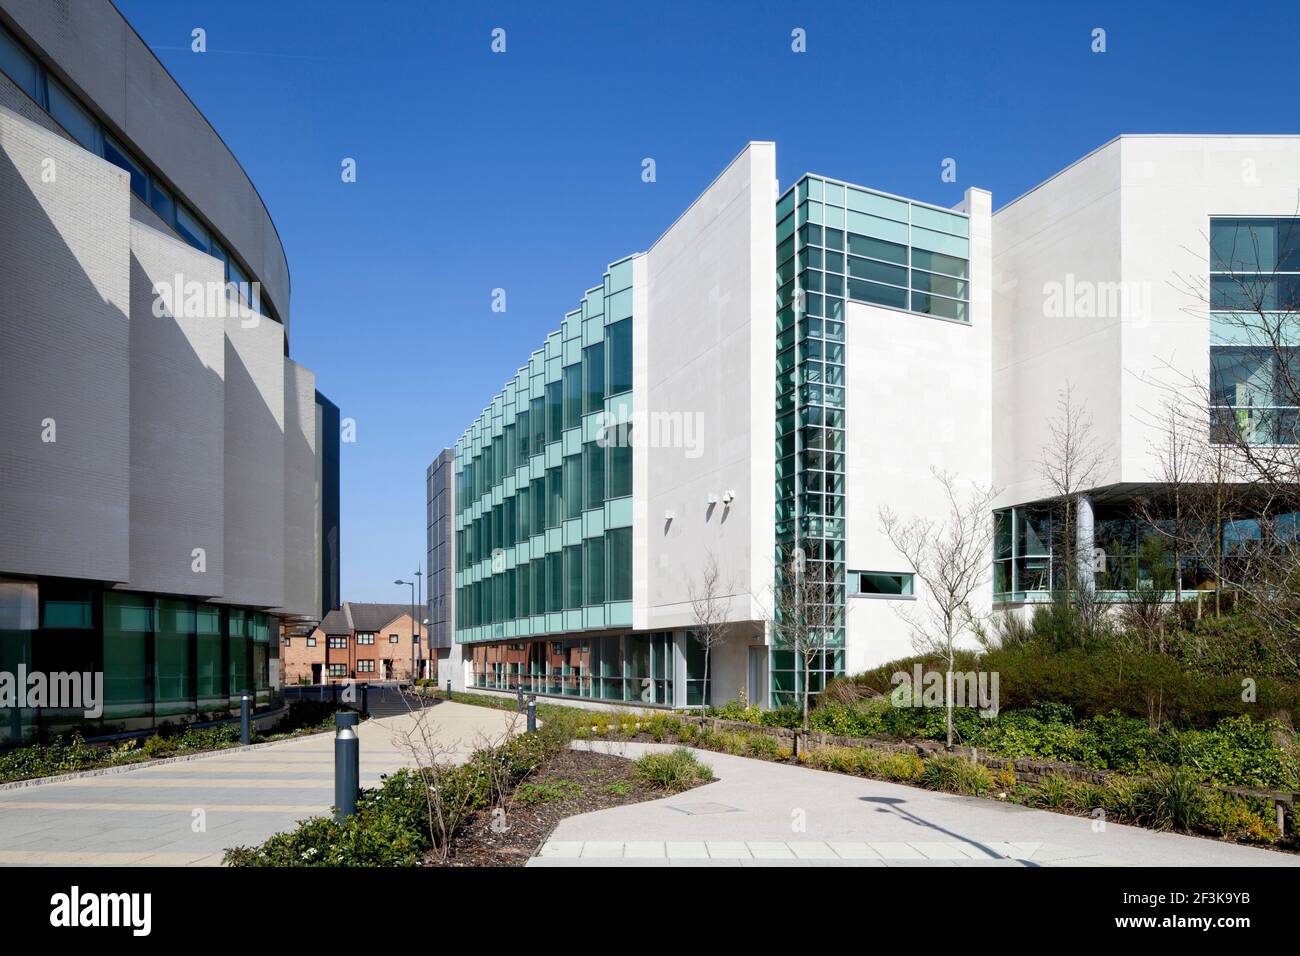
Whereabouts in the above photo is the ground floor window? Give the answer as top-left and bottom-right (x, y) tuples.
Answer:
(993, 501), (1300, 601)
(769, 648), (843, 709)
(466, 632), (675, 705)
(684, 637), (712, 707)
(0, 577), (278, 747)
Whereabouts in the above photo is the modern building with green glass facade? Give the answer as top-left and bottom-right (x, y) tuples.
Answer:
(429, 134), (1300, 710)
(0, 0), (340, 743)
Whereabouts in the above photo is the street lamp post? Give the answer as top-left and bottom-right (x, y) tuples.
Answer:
(414, 565), (423, 680)
(395, 578), (415, 685)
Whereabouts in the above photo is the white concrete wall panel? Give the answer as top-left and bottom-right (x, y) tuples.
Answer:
(642, 142), (777, 632)
(279, 358), (317, 617)
(0, 105), (131, 581)
(1, 0), (291, 329)
(843, 189), (994, 671)
(219, 313), (286, 607)
(1117, 136), (1300, 484)
(992, 141), (1125, 506)
(125, 220), (225, 596)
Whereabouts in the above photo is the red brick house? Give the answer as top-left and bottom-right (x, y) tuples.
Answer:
(282, 602), (428, 684)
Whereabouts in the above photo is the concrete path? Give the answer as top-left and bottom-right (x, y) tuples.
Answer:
(530, 741), (1300, 867)
(0, 700), (521, 866)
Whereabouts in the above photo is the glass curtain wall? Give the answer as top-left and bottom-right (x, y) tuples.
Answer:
(469, 632), (675, 706)
(0, 579), (278, 745)
(773, 176), (971, 706)
(1209, 218), (1300, 445)
(453, 258), (636, 647)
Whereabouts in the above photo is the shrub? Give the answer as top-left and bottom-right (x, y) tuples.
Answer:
(1139, 766), (1208, 832)
(514, 779), (582, 805)
(710, 700), (764, 724)
(140, 734), (178, 758)
(227, 713), (576, 866)
(1168, 611), (1296, 680)
(1099, 776), (1142, 820)
(1201, 792), (1279, 843)
(0, 733), (103, 782)
(1028, 774), (1077, 811)
(921, 755), (994, 796)
(224, 769), (429, 867)
(633, 747), (713, 792)
(993, 765), (1017, 792)
(803, 745), (869, 775)
(878, 751), (924, 782)
(844, 647), (1300, 728)
(1171, 715), (1300, 790)
(745, 733), (782, 760)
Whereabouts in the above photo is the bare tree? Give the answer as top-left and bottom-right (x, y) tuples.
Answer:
(759, 544), (837, 742)
(1038, 383), (1108, 604)
(390, 705), (520, 862)
(1135, 396), (1199, 607)
(1164, 216), (1300, 674)
(687, 551), (733, 719)
(879, 468), (999, 749)
(1185, 430), (1242, 617)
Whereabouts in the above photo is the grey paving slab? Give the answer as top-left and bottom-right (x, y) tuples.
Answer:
(526, 741), (1300, 868)
(0, 702), (520, 866)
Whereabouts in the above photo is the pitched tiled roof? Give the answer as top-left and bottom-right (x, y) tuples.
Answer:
(344, 602), (414, 633)
(319, 607), (352, 635)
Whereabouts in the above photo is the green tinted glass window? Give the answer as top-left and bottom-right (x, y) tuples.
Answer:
(607, 319), (632, 396)
(562, 364), (581, 430)
(607, 527), (632, 601)
(583, 342), (605, 413)
(585, 537), (606, 605)
(545, 382), (562, 443)
(607, 424), (632, 498)
(583, 442), (605, 509)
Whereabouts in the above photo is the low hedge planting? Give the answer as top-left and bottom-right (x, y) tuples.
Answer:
(0, 700), (344, 784)
(840, 645), (1300, 728)
(224, 716), (577, 866)
(632, 747), (713, 792)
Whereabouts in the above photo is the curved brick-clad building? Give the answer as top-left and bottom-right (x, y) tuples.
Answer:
(0, 0), (339, 742)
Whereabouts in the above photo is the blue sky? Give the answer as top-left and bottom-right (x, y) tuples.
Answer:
(116, 0), (1300, 603)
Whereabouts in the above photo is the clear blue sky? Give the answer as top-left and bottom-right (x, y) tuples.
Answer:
(116, 0), (1299, 603)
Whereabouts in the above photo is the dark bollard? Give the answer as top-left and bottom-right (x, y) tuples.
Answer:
(445, 679), (451, 700)
(331, 683), (339, 705)
(516, 681), (524, 712)
(526, 695), (537, 733)
(360, 683), (369, 719)
(334, 711), (360, 822)
(239, 694), (251, 745)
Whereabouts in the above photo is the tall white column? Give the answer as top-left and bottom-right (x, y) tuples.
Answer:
(1076, 494), (1096, 592)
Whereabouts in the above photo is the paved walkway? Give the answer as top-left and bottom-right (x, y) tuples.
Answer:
(530, 741), (1300, 867)
(0, 700), (521, 866)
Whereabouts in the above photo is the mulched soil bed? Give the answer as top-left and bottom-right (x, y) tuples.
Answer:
(435, 748), (704, 867)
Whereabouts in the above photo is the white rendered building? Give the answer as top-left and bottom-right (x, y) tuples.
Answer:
(427, 136), (1300, 709)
